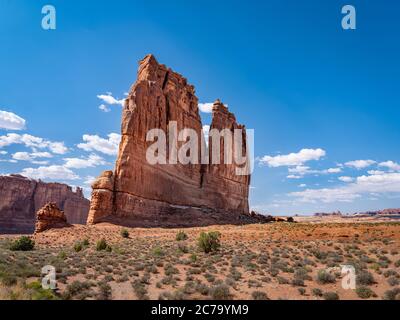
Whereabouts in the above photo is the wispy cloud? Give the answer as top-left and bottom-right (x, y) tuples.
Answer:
(290, 171), (400, 203)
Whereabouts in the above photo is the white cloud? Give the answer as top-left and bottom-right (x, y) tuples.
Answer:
(63, 154), (107, 169)
(0, 151), (8, 155)
(290, 172), (400, 203)
(12, 151), (53, 163)
(77, 133), (121, 156)
(0, 110), (26, 130)
(99, 104), (111, 113)
(260, 148), (326, 167)
(97, 93), (125, 106)
(198, 103), (213, 113)
(367, 170), (385, 175)
(299, 184), (307, 188)
(379, 160), (400, 171)
(287, 175), (302, 179)
(338, 176), (354, 182)
(21, 165), (79, 181)
(325, 167), (342, 174)
(345, 159), (376, 169)
(0, 133), (68, 154)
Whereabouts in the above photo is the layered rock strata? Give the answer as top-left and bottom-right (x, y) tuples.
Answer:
(88, 54), (262, 227)
(0, 175), (89, 233)
(35, 202), (69, 233)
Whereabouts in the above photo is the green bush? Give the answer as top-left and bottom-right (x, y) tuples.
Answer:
(120, 229), (129, 238)
(356, 286), (375, 299)
(10, 236), (35, 251)
(82, 239), (90, 246)
(73, 242), (83, 252)
(323, 292), (339, 300)
(316, 270), (336, 284)
(176, 230), (188, 241)
(96, 238), (111, 251)
(198, 231), (221, 253)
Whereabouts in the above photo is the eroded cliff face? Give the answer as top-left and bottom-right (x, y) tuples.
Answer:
(88, 54), (256, 227)
(0, 175), (89, 234)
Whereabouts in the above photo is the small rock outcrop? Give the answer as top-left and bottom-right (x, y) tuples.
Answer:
(88, 54), (261, 227)
(35, 203), (69, 233)
(0, 175), (90, 234)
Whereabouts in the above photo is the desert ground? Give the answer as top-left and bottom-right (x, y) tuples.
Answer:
(1, 219), (400, 300)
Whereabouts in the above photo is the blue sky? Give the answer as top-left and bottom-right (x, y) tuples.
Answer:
(1, 0), (399, 215)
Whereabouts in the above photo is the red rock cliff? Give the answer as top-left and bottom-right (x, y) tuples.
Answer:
(0, 175), (89, 234)
(88, 55), (255, 227)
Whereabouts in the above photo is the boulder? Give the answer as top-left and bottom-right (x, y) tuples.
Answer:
(35, 202), (69, 233)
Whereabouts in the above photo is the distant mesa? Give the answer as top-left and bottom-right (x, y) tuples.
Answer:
(0, 174), (89, 234)
(87, 54), (266, 227)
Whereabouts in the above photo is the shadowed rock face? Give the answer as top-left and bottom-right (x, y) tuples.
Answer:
(88, 54), (258, 227)
(35, 202), (69, 233)
(0, 175), (89, 234)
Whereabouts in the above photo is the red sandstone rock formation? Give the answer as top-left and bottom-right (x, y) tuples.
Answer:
(0, 174), (89, 234)
(35, 202), (69, 233)
(88, 54), (261, 227)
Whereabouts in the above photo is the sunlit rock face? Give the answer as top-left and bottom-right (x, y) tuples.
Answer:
(88, 55), (256, 227)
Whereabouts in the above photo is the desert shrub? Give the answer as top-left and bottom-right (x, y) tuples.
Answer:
(26, 281), (58, 300)
(356, 286), (375, 299)
(97, 281), (112, 300)
(120, 229), (129, 238)
(132, 279), (149, 300)
(96, 238), (109, 251)
(1, 274), (17, 286)
(9, 236), (34, 251)
(298, 288), (306, 295)
(210, 284), (231, 300)
(82, 239), (90, 246)
(196, 283), (210, 295)
(198, 231), (221, 253)
(73, 242), (83, 252)
(152, 246), (164, 257)
(277, 276), (289, 284)
(294, 268), (312, 281)
(291, 278), (305, 287)
(252, 291), (269, 300)
(177, 243), (189, 253)
(387, 277), (400, 287)
(394, 260), (400, 268)
(323, 292), (339, 300)
(383, 287), (400, 300)
(63, 281), (92, 300)
(312, 288), (323, 297)
(176, 231), (188, 241)
(316, 270), (336, 284)
(357, 271), (375, 286)
(383, 269), (398, 278)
